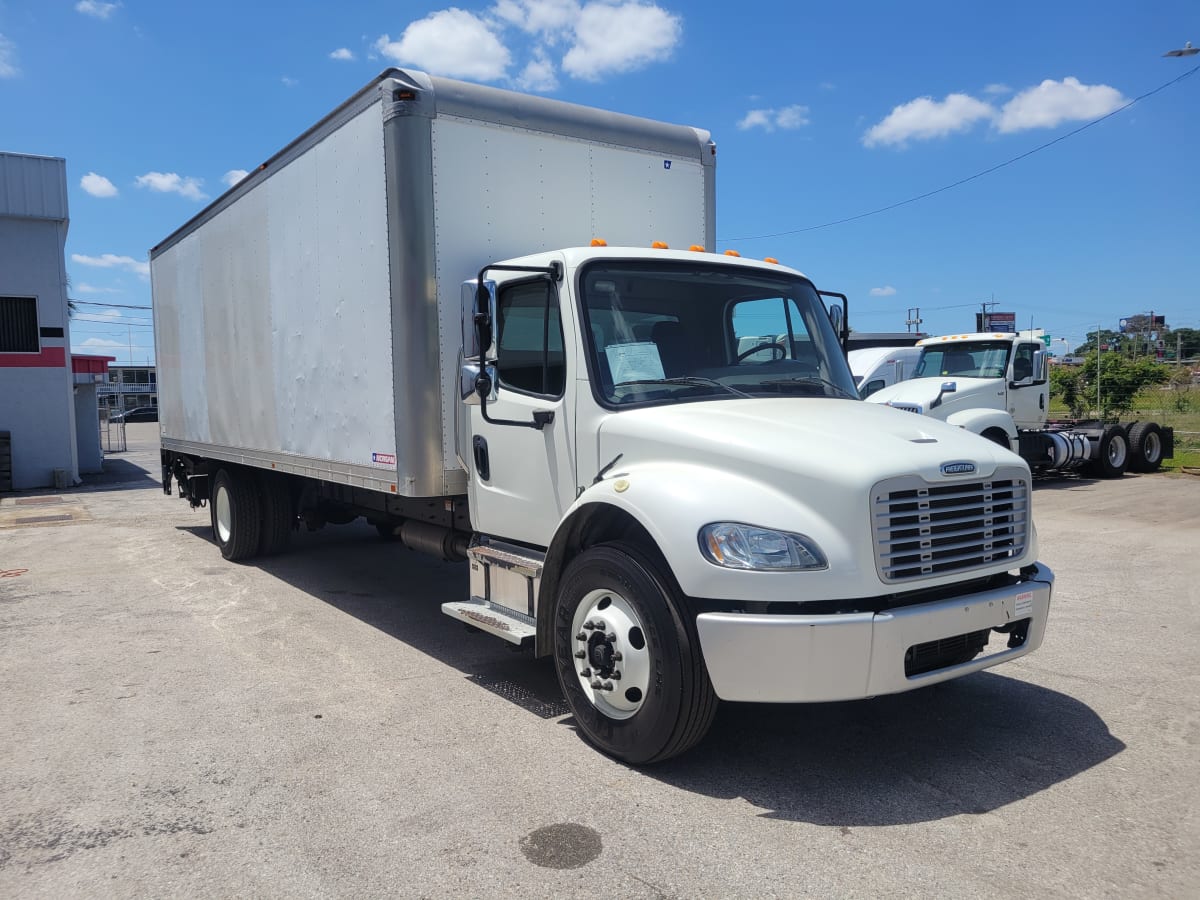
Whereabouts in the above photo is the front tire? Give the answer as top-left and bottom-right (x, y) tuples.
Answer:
(210, 468), (262, 561)
(553, 544), (717, 764)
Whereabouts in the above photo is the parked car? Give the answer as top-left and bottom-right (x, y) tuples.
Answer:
(111, 406), (158, 423)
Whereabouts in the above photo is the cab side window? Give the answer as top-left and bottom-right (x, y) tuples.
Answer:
(1012, 343), (1035, 382)
(496, 280), (565, 397)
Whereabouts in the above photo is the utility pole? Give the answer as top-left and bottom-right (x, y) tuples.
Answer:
(905, 307), (922, 333)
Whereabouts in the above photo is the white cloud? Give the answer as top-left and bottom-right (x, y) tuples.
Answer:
(561, 2), (681, 81)
(75, 282), (122, 294)
(80, 172), (119, 198)
(996, 77), (1126, 133)
(71, 253), (150, 278)
(135, 171), (208, 201)
(869, 285), (897, 297)
(494, 0), (581, 41)
(738, 105), (810, 132)
(75, 1), (120, 19)
(77, 337), (129, 350)
(376, 9), (511, 81)
(281, 76), (299, 87)
(863, 93), (995, 148)
(819, 81), (835, 91)
(0, 33), (18, 78)
(329, 47), (355, 61)
(222, 169), (250, 187)
(517, 53), (558, 91)
(983, 83), (1011, 96)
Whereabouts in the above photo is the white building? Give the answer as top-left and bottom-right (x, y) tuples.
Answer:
(0, 152), (81, 490)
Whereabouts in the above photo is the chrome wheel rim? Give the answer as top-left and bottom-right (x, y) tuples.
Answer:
(1108, 434), (1128, 468)
(1142, 431), (1161, 464)
(215, 484), (233, 543)
(570, 589), (651, 720)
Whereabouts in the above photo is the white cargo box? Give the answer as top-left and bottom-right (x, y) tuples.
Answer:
(152, 69), (715, 497)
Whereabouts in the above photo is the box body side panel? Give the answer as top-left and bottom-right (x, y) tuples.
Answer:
(153, 101), (399, 488)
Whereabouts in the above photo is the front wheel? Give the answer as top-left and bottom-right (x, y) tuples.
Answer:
(553, 544), (717, 764)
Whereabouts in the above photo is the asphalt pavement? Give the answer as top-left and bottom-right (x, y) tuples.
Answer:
(1, 423), (1197, 898)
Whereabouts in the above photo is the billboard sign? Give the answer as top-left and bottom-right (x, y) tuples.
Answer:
(985, 312), (1016, 332)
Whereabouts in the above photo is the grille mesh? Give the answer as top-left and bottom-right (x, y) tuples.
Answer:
(873, 471), (1029, 583)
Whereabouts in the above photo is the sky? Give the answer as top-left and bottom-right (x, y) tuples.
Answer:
(2, 0), (1197, 364)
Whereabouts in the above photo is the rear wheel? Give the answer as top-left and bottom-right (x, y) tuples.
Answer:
(257, 471), (293, 555)
(553, 543), (717, 764)
(1127, 422), (1164, 472)
(210, 468), (262, 560)
(1091, 425), (1129, 479)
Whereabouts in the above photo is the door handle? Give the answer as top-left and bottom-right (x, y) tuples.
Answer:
(472, 436), (491, 481)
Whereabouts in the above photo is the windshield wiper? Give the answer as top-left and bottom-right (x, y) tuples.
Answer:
(615, 376), (753, 399)
(757, 376), (859, 401)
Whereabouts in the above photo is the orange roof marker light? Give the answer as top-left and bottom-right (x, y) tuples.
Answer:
(651, 241), (669, 249)
(590, 238), (608, 247)
(764, 257), (779, 264)
(723, 249), (741, 257)
(688, 244), (706, 252)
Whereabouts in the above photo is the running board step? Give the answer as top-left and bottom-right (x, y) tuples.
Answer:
(442, 599), (536, 648)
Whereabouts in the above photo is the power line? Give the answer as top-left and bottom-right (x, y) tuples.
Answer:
(70, 299), (152, 310)
(722, 62), (1200, 243)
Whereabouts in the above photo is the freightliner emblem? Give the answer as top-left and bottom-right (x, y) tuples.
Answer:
(940, 461), (977, 476)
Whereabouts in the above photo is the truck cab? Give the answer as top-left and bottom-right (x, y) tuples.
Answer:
(452, 252), (1052, 761)
(868, 333), (1048, 449)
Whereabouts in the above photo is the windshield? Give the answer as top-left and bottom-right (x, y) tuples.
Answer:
(914, 341), (1011, 379)
(579, 261), (859, 407)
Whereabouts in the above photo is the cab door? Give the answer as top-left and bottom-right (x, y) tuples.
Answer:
(1008, 342), (1047, 430)
(466, 277), (578, 547)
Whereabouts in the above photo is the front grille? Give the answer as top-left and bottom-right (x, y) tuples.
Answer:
(887, 402), (923, 414)
(872, 470), (1029, 583)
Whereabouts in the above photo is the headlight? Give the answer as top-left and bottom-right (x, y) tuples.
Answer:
(698, 523), (827, 571)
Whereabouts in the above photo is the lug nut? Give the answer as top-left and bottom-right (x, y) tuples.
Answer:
(590, 679), (603, 689)
(583, 622), (595, 631)
(574, 650), (586, 659)
(604, 632), (617, 643)
(580, 667), (591, 677)
(601, 682), (614, 691)
(575, 632), (586, 641)
(612, 651), (623, 662)
(610, 670), (621, 680)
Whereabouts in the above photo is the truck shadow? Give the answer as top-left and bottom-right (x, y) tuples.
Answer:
(176, 519), (1123, 826)
(644, 673), (1124, 825)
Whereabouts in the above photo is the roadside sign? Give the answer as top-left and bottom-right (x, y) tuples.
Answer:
(985, 312), (1016, 332)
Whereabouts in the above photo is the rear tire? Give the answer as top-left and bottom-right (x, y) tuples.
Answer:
(257, 471), (293, 555)
(1091, 425), (1129, 479)
(210, 468), (262, 561)
(1127, 422), (1164, 472)
(553, 543), (717, 765)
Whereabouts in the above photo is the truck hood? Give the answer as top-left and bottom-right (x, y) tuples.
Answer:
(597, 397), (1016, 486)
(867, 376), (1006, 417)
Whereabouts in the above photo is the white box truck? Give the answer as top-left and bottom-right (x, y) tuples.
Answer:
(153, 70), (1054, 763)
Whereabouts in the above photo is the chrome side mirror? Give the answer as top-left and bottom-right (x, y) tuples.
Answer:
(460, 278), (497, 363)
(930, 380), (957, 409)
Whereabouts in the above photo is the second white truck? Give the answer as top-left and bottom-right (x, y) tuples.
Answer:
(868, 332), (1175, 477)
(154, 70), (1054, 763)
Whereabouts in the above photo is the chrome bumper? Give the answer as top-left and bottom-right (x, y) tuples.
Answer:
(695, 564), (1053, 703)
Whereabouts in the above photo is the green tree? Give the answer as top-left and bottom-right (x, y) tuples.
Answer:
(1049, 352), (1170, 420)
